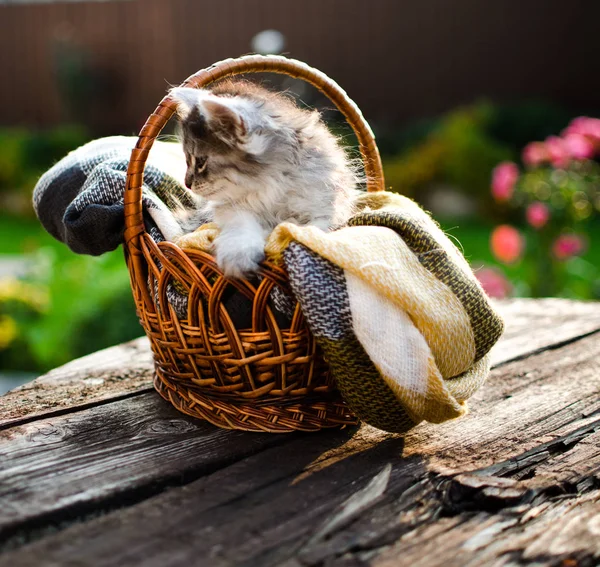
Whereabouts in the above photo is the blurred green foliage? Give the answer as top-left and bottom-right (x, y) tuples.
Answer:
(487, 100), (578, 153)
(0, 215), (140, 373)
(456, 219), (600, 300)
(0, 125), (88, 215)
(378, 101), (597, 217)
(0, 278), (47, 371)
(0, 124), (140, 374)
(382, 103), (513, 210)
(491, 158), (600, 299)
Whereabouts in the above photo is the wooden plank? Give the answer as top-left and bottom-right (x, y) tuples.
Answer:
(2, 329), (598, 566)
(3, 299), (599, 427)
(0, 337), (153, 427)
(367, 491), (600, 567)
(0, 391), (297, 546)
(403, 331), (600, 472)
(489, 298), (600, 366)
(0, 299), (597, 556)
(367, 425), (600, 567)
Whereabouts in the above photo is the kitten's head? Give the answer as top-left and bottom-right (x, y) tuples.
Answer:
(170, 81), (336, 203)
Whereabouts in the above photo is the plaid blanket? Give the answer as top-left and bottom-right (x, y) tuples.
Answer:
(34, 137), (503, 433)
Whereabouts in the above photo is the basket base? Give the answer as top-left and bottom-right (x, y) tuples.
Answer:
(153, 372), (358, 433)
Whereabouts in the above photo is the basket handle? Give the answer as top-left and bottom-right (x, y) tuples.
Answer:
(124, 54), (385, 246)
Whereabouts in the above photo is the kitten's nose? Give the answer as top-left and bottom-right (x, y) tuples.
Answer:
(184, 172), (194, 189)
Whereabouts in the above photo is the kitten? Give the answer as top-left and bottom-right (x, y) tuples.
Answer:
(170, 80), (360, 278)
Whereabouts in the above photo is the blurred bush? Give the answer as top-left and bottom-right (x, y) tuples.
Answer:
(0, 124), (140, 375)
(379, 101), (595, 219)
(382, 103), (514, 214)
(487, 100), (578, 153)
(0, 125), (88, 216)
(482, 116), (600, 299)
(0, 245), (140, 373)
(0, 278), (47, 372)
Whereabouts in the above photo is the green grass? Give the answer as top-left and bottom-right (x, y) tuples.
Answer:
(441, 218), (600, 267)
(441, 220), (498, 265)
(440, 217), (600, 299)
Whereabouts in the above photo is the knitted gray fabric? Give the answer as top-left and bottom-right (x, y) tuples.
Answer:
(33, 136), (208, 256)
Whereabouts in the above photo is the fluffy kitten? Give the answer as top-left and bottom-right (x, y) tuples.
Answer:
(170, 80), (359, 278)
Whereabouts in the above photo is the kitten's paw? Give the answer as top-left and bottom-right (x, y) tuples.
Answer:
(215, 238), (265, 278)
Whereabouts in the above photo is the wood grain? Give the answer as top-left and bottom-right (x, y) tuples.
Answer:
(489, 298), (600, 366)
(0, 391), (300, 544)
(0, 337), (153, 427)
(2, 324), (598, 566)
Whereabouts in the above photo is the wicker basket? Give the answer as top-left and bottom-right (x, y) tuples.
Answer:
(124, 55), (385, 433)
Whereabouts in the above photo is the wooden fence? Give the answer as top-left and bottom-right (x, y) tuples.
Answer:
(0, 0), (598, 134)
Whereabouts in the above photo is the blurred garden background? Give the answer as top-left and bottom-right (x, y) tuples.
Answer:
(1, 0), (599, 393)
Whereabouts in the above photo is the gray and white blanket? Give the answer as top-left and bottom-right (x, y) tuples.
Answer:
(33, 136), (208, 256)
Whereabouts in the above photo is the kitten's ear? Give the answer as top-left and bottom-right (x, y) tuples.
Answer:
(200, 98), (247, 142)
(170, 87), (246, 144)
(170, 87), (204, 118)
(170, 87), (208, 139)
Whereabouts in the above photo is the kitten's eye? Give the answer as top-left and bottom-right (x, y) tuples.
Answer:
(195, 156), (208, 174)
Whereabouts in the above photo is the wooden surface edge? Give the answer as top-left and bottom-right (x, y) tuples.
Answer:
(0, 337), (153, 426)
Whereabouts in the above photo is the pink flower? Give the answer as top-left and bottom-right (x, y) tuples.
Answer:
(563, 133), (595, 160)
(563, 117), (600, 141)
(522, 121), (598, 168)
(552, 234), (586, 261)
(545, 136), (570, 168)
(522, 142), (549, 167)
(476, 267), (512, 299)
(526, 202), (550, 229)
(491, 162), (519, 202)
(491, 225), (524, 264)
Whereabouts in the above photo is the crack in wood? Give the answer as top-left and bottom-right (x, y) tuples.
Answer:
(303, 464), (392, 549)
(476, 419), (600, 479)
(491, 326), (600, 369)
(295, 418), (600, 565)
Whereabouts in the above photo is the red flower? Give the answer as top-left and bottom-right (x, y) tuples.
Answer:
(552, 234), (586, 261)
(476, 267), (512, 299)
(526, 202), (550, 229)
(491, 162), (519, 202)
(522, 142), (549, 167)
(491, 225), (524, 264)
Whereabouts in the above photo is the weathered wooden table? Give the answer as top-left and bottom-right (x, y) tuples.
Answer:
(1, 299), (599, 567)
